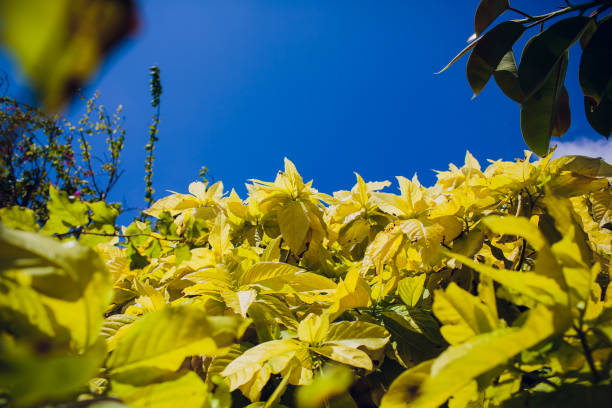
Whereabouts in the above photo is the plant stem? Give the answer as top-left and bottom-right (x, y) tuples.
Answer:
(521, 0), (612, 29)
(575, 322), (601, 383)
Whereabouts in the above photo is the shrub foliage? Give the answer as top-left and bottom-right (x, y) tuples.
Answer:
(1, 152), (612, 407)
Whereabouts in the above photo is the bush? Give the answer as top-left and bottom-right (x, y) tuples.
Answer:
(1, 152), (611, 407)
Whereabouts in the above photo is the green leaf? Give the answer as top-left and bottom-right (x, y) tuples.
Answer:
(174, 243), (192, 266)
(41, 185), (89, 234)
(474, 0), (509, 36)
(397, 274), (426, 307)
(239, 262), (303, 286)
(111, 371), (209, 408)
(278, 200), (310, 253)
(493, 51), (525, 102)
(520, 52), (568, 157)
(467, 21), (524, 97)
(579, 16), (612, 106)
(585, 92), (612, 137)
(107, 305), (247, 378)
(518, 16), (591, 98)
(0, 206), (38, 231)
(0, 337), (107, 407)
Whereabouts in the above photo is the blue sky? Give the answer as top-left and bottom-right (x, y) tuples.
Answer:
(2, 0), (610, 220)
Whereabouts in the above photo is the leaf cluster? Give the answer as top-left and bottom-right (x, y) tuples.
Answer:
(443, 0), (612, 156)
(1, 153), (612, 407)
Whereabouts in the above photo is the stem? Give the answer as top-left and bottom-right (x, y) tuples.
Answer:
(509, 7), (534, 19)
(521, 1), (612, 29)
(575, 321), (601, 383)
(264, 369), (292, 408)
(58, 229), (182, 242)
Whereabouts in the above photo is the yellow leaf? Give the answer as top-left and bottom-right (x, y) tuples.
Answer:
(107, 306), (246, 376)
(298, 313), (330, 344)
(239, 262), (303, 286)
(111, 371), (208, 408)
(433, 283), (498, 345)
(397, 274), (426, 307)
(382, 306), (568, 408)
(324, 321), (389, 350)
(278, 200), (311, 253)
(221, 339), (302, 390)
(312, 345), (373, 370)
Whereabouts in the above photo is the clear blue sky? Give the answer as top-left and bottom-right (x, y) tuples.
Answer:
(1, 0), (608, 220)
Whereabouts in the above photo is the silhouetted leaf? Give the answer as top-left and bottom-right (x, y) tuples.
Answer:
(519, 16), (591, 98)
(474, 0), (509, 36)
(494, 51), (525, 102)
(579, 16), (612, 106)
(585, 93), (612, 137)
(520, 53), (568, 156)
(552, 86), (571, 137)
(467, 21), (525, 97)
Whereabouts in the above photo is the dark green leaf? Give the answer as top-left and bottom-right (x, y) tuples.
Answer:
(494, 51), (526, 102)
(585, 93), (612, 137)
(579, 16), (612, 106)
(551, 86), (571, 137)
(474, 0), (509, 36)
(467, 21), (525, 97)
(520, 53), (568, 156)
(126, 242), (149, 270)
(519, 16), (591, 98)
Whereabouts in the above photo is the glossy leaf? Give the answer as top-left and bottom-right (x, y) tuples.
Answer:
(467, 21), (524, 97)
(474, 0), (509, 36)
(519, 16), (591, 97)
(325, 320), (390, 350)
